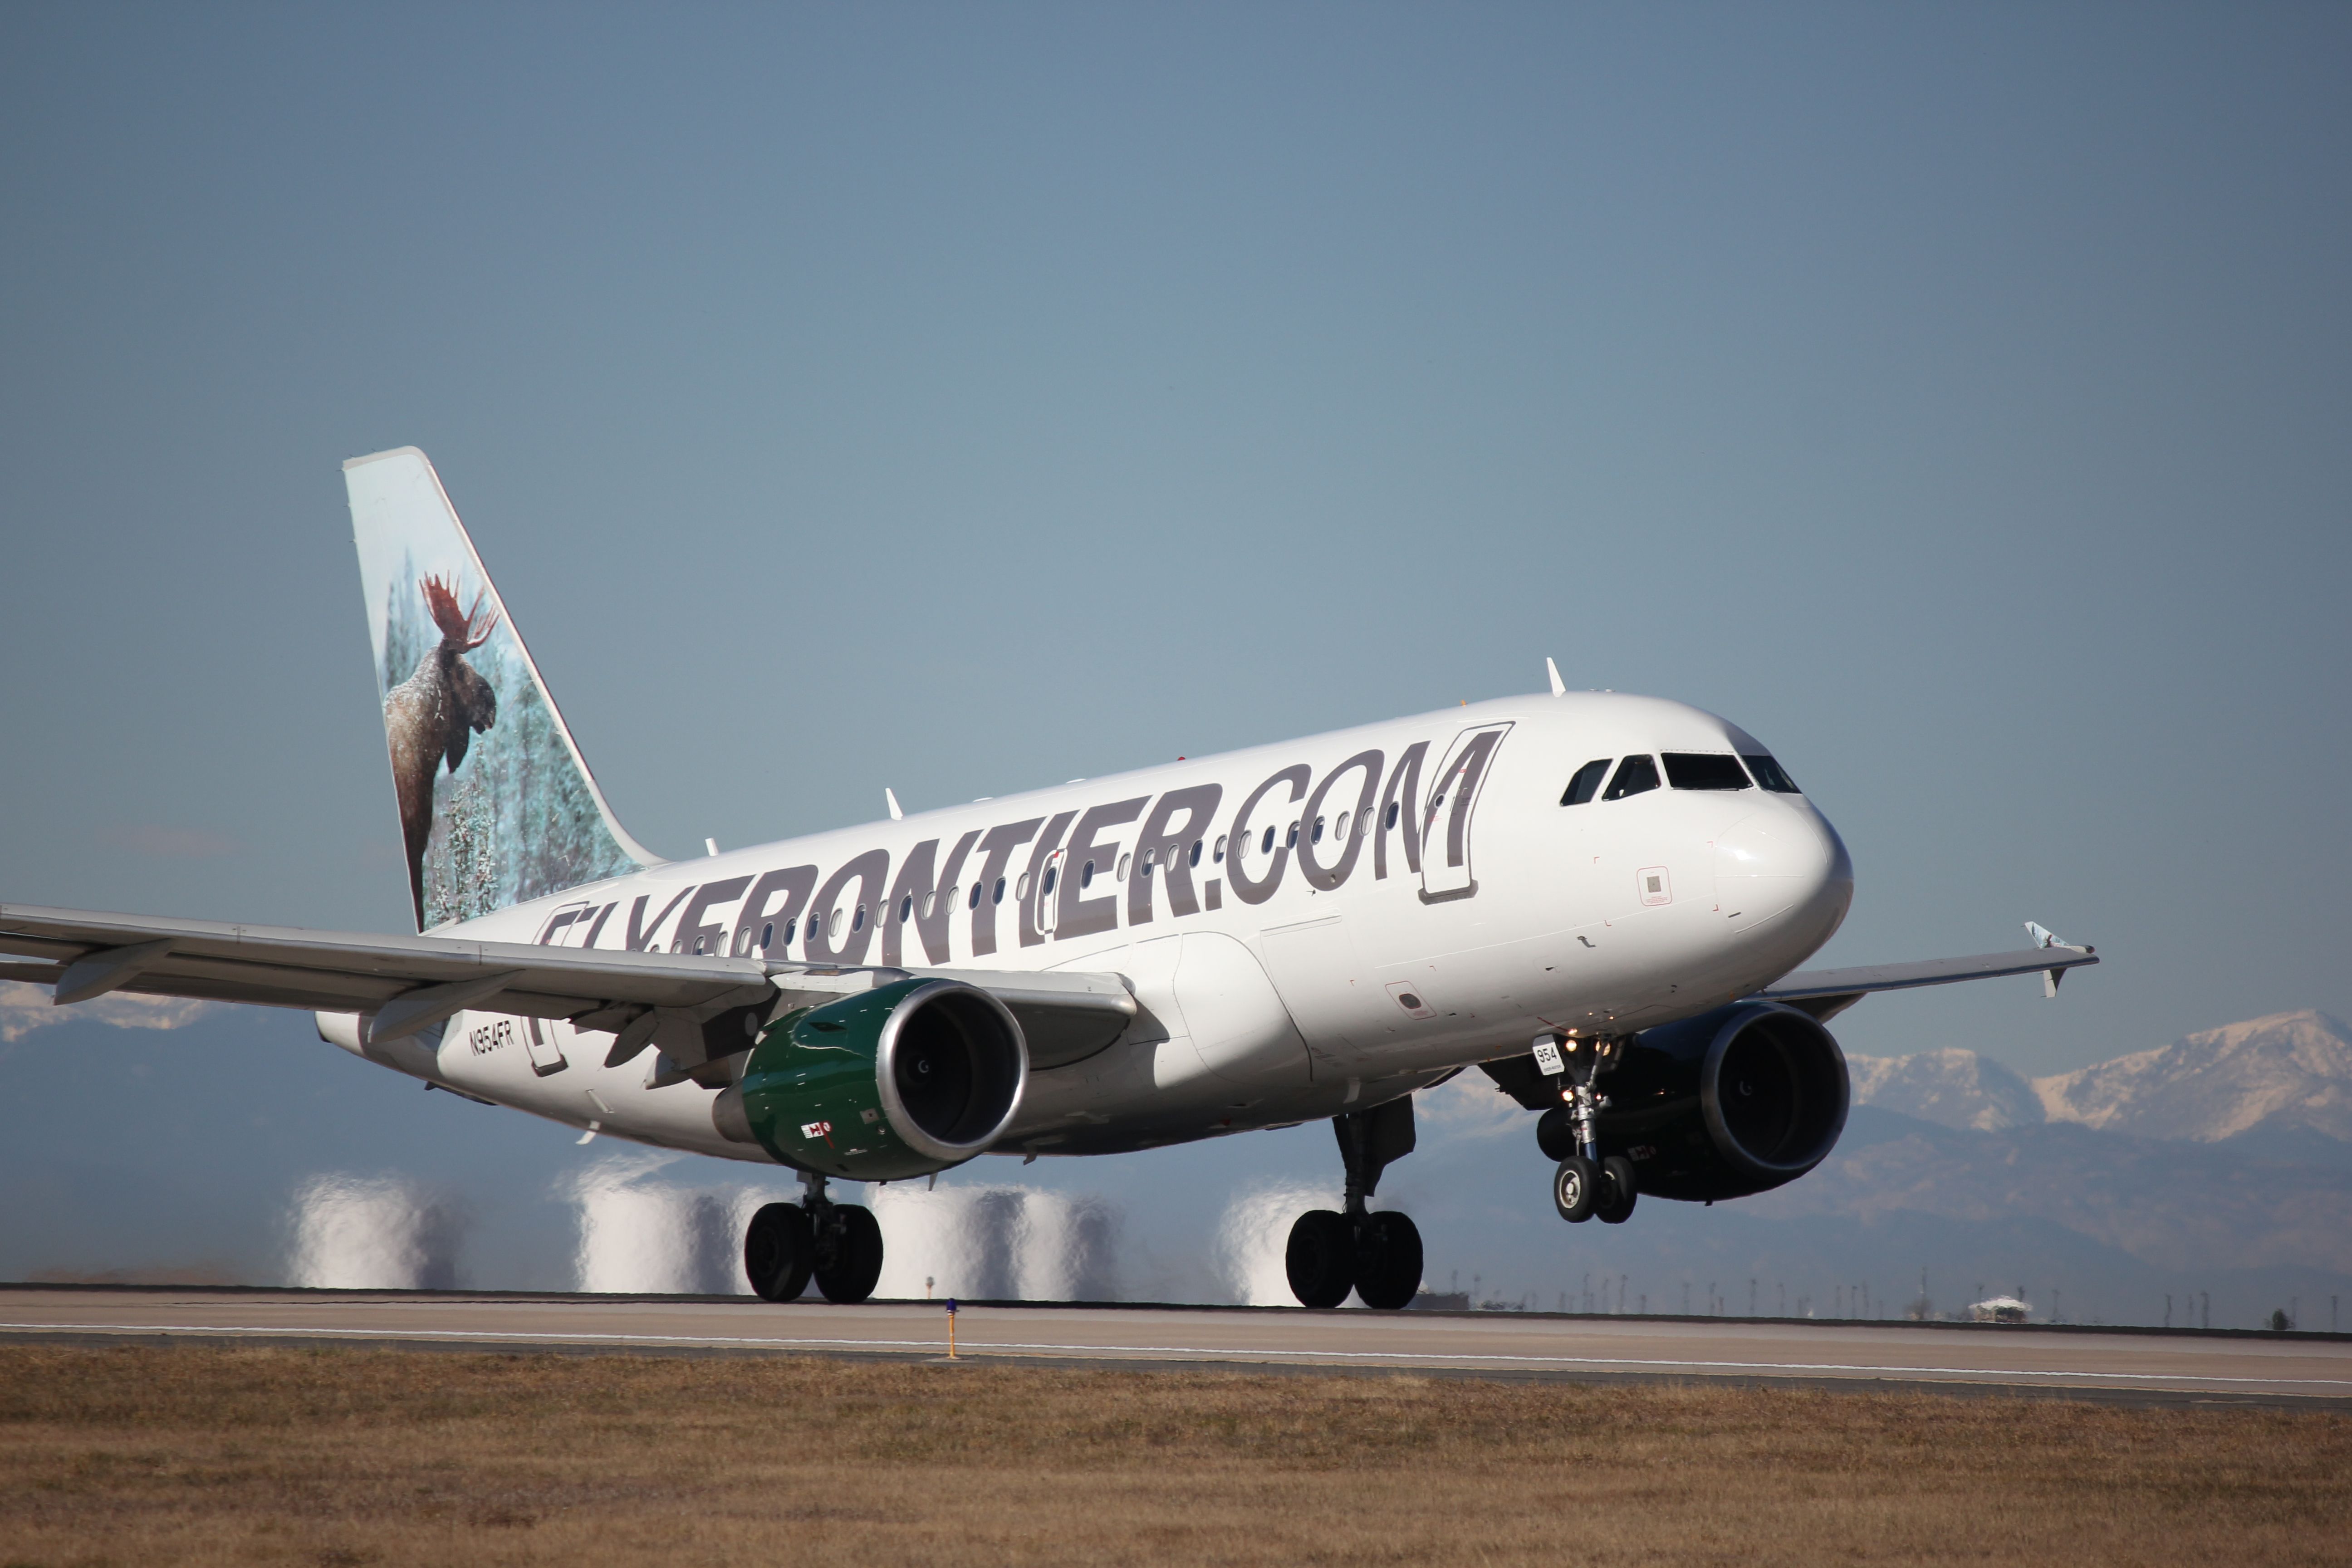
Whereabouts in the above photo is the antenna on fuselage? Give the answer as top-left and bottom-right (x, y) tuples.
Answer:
(1545, 657), (1567, 696)
(885, 788), (905, 821)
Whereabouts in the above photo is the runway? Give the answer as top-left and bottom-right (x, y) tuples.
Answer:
(6, 1285), (2347, 1406)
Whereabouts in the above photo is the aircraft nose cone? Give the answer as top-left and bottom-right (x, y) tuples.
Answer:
(1715, 806), (1852, 936)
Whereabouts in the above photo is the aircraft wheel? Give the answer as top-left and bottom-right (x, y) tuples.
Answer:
(1596, 1155), (1639, 1225)
(1553, 1156), (1600, 1224)
(814, 1204), (885, 1303)
(745, 1202), (815, 1302)
(1286, 1209), (1356, 1308)
(1353, 1211), (1424, 1311)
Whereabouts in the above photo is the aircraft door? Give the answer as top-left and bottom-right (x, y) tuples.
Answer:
(522, 902), (593, 1075)
(1419, 722), (1513, 903)
(522, 1015), (569, 1076)
(1036, 850), (1065, 935)
(534, 901), (594, 947)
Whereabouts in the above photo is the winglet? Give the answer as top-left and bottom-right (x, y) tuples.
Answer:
(2025, 921), (2084, 997)
(886, 788), (905, 821)
(1545, 657), (1566, 696)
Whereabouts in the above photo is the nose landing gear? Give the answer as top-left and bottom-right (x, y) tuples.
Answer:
(1535, 1033), (1637, 1225)
(1286, 1096), (1425, 1309)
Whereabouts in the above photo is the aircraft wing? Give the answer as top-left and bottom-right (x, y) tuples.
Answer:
(0, 902), (1137, 1067)
(1756, 941), (2099, 1022)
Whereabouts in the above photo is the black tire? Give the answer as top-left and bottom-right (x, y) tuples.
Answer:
(1354, 1211), (1424, 1310)
(814, 1204), (885, 1303)
(1535, 1107), (1577, 1163)
(1597, 1155), (1639, 1225)
(745, 1202), (814, 1302)
(1285, 1209), (1356, 1308)
(1553, 1156), (1599, 1223)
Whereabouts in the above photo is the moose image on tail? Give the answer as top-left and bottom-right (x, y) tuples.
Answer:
(384, 575), (500, 929)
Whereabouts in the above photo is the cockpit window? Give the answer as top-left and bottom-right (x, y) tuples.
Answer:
(1744, 754), (1802, 794)
(1663, 753), (1752, 791)
(1602, 755), (1661, 800)
(1559, 758), (1612, 806)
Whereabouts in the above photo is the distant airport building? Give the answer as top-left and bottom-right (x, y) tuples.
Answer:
(1969, 1296), (2032, 1323)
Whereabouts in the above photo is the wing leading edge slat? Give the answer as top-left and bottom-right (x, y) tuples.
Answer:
(0, 902), (772, 1016)
(0, 902), (1143, 1069)
(1757, 944), (2099, 1022)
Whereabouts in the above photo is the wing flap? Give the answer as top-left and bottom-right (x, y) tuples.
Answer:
(0, 902), (774, 1021)
(3, 902), (1147, 1069)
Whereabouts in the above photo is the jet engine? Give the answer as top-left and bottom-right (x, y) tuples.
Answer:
(1593, 1001), (1850, 1201)
(713, 978), (1028, 1181)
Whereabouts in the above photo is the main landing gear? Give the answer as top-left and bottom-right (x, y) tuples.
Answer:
(1534, 1033), (1637, 1226)
(745, 1171), (885, 1303)
(1286, 1097), (1424, 1310)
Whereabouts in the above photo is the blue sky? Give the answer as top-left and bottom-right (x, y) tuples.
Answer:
(3, 2), (2347, 1102)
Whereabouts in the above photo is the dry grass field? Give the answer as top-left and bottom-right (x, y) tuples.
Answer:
(2, 1343), (2349, 1567)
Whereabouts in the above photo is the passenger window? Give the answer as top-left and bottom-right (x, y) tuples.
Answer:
(993, 877), (1008, 905)
(1312, 817), (1325, 844)
(1602, 755), (1661, 800)
(1560, 758), (1612, 806)
(783, 917), (797, 945)
(1261, 825), (1275, 855)
(1744, 754), (1802, 794)
(1385, 801), (1399, 830)
(1662, 753), (1752, 791)
(760, 922), (774, 951)
(1191, 839), (1204, 867)
(1286, 821), (1299, 849)
(968, 883), (983, 911)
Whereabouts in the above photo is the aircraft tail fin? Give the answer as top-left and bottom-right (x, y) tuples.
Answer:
(344, 447), (656, 932)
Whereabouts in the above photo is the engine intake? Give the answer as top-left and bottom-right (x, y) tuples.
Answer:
(717, 978), (1028, 1181)
(1595, 1001), (1849, 1201)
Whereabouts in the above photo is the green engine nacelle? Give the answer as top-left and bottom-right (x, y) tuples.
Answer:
(718, 977), (1029, 1181)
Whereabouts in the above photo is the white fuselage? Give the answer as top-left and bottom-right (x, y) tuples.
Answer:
(359, 691), (1853, 1164)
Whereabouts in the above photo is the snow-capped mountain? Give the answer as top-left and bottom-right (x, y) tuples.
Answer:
(1844, 1049), (2043, 1132)
(2031, 1010), (2352, 1145)
(1845, 1010), (2352, 1148)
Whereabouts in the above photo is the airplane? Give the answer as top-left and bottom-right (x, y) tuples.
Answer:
(0, 447), (2098, 1309)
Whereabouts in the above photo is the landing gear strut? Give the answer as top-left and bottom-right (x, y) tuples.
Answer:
(745, 1170), (886, 1303)
(1536, 1033), (1637, 1226)
(1286, 1097), (1425, 1310)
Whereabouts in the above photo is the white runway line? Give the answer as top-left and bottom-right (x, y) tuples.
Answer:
(5, 1320), (2348, 1392)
